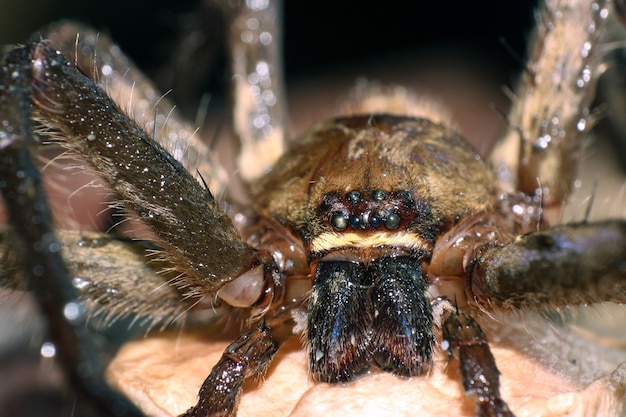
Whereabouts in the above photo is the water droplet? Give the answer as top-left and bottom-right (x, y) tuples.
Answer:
(581, 41), (591, 58)
(247, 18), (259, 30)
(259, 32), (272, 45)
(241, 30), (254, 44)
(587, 22), (596, 34)
(256, 61), (269, 77)
(535, 134), (551, 149)
(101, 64), (112, 76)
(63, 301), (84, 322)
(441, 339), (450, 351)
(72, 277), (91, 289)
(40, 342), (56, 358)
(246, 0), (269, 11)
(247, 72), (260, 85)
(600, 8), (609, 19)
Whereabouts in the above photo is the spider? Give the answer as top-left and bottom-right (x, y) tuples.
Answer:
(1, 1), (626, 417)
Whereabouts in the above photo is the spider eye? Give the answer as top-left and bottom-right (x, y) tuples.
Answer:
(349, 215), (361, 228)
(320, 194), (333, 211)
(346, 190), (361, 204)
(369, 213), (382, 228)
(399, 190), (414, 206)
(384, 212), (401, 230)
(372, 189), (386, 201)
(331, 211), (349, 231)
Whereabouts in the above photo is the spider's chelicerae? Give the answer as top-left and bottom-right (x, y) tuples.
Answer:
(1, 0), (626, 416)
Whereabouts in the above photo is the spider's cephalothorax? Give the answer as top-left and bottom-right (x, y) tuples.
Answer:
(251, 115), (497, 381)
(1, 1), (626, 417)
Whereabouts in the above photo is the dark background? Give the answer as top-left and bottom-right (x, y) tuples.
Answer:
(0, 1), (538, 99)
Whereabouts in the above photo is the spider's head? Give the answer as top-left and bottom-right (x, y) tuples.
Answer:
(254, 114), (496, 256)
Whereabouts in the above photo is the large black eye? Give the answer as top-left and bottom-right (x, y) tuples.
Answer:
(331, 211), (349, 231)
(384, 212), (401, 230)
(369, 213), (382, 228)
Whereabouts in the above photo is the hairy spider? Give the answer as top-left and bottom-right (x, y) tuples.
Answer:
(1, 1), (626, 417)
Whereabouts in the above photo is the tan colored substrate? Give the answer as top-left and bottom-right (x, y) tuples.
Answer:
(107, 332), (626, 417)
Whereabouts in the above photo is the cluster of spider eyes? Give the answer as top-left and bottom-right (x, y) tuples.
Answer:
(321, 189), (413, 232)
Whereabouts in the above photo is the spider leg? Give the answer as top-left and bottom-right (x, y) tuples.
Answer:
(226, 0), (287, 182)
(19, 40), (263, 298)
(468, 220), (626, 310)
(0, 45), (143, 417)
(0, 229), (211, 328)
(491, 0), (611, 212)
(442, 308), (514, 417)
(181, 304), (299, 417)
(37, 21), (229, 196)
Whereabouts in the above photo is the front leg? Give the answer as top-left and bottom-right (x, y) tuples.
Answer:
(182, 305), (299, 417)
(17, 39), (260, 298)
(442, 309), (514, 417)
